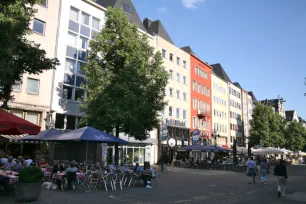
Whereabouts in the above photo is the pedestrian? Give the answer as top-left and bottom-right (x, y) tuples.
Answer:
(260, 159), (268, 184)
(274, 158), (288, 198)
(158, 153), (165, 171)
(246, 157), (257, 184)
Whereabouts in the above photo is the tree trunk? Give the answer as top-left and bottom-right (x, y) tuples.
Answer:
(115, 125), (119, 165)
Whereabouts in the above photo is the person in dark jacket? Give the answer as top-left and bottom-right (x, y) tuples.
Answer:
(274, 159), (288, 198)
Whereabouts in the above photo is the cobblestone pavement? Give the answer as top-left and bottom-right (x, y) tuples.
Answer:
(2, 166), (306, 204)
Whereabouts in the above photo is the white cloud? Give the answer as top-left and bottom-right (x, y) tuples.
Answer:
(181, 0), (204, 9)
(157, 7), (167, 13)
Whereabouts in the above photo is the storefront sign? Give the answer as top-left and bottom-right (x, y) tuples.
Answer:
(168, 138), (176, 147)
(192, 129), (201, 145)
(165, 119), (186, 128)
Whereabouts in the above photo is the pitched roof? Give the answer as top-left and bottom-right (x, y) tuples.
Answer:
(181, 46), (196, 55)
(94, 0), (147, 32)
(143, 19), (174, 44)
(298, 117), (306, 123)
(210, 63), (232, 83)
(285, 110), (294, 121)
(233, 82), (242, 89)
(248, 91), (257, 102)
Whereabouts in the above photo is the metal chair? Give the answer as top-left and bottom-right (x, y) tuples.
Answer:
(113, 173), (124, 190)
(102, 174), (114, 192)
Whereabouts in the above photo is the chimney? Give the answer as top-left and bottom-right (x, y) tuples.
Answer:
(143, 18), (152, 30)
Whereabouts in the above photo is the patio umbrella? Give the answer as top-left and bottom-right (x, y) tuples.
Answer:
(208, 146), (231, 152)
(0, 109), (40, 135)
(44, 126), (128, 165)
(18, 128), (65, 141)
(254, 147), (285, 155)
(183, 145), (214, 152)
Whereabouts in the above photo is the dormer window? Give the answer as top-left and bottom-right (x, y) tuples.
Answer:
(124, 4), (132, 14)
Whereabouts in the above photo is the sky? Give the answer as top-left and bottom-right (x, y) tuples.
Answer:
(132, 0), (306, 119)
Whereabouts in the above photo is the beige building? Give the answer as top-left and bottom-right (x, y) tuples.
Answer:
(211, 73), (230, 146)
(7, 0), (61, 130)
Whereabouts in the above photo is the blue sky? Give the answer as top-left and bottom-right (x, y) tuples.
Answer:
(133, 0), (306, 119)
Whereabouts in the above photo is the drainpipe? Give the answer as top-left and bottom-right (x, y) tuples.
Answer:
(49, 0), (63, 128)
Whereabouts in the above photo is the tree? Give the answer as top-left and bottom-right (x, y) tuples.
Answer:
(284, 121), (306, 151)
(0, 0), (59, 107)
(249, 103), (286, 147)
(80, 8), (169, 164)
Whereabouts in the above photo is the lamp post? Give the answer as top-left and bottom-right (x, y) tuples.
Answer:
(211, 129), (220, 146)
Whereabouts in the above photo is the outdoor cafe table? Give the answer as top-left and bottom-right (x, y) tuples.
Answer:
(0, 170), (19, 184)
(53, 172), (85, 180)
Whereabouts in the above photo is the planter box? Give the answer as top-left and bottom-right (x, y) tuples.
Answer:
(16, 182), (42, 202)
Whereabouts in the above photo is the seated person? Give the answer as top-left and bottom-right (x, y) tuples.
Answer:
(142, 162), (153, 189)
(66, 163), (78, 173)
(134, 163), (143, 173)
(39, 159), (48, 168)
(2, 156), (16, 170)
(0, 154), (8, 167)
(25, 157), (33, 167)
(66, 163), (78, 189)
(14, 158), (24, 173)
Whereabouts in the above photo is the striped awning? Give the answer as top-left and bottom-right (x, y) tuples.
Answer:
(0, 134), (29, 142)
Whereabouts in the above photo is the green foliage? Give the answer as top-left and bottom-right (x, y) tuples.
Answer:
(18, 166), (43, 183)
(0, 0), (59, 104)
(80, 7), (168, 141)
(285, 121), (306, 151)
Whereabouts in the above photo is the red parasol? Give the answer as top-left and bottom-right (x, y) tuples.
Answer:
(0, 109), (41, 135)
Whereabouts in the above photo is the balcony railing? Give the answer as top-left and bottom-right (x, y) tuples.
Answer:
(197, 109), (210, 117)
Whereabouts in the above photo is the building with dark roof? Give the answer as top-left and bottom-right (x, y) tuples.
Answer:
(143, 18), (174, 44)
(259, 96), (286, 117)
(93, 0), (147, 32)
(210, 63), (232, 83)
(285, 110), (299, 122)
(248, 92), (257, 102)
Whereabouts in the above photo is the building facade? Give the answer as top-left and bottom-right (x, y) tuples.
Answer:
(4, 0), (61, 130)
(211, 74), (229, 146)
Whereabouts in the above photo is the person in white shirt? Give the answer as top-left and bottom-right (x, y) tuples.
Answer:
(25, 157), (33, 167)
(0, 154), (8, 167)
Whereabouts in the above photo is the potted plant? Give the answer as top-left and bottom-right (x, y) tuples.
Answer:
(15, 166), (43, 202)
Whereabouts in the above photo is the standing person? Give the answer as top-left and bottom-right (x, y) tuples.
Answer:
(159, 153), (165, 172)
(260, 159), (268, 184)
(247, 157), (257, 184)
(274, 159), (288, 198)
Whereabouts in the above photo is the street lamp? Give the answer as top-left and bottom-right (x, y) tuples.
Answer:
(211, 129), (220, 146)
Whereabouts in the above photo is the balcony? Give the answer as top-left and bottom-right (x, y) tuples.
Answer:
(198, 109), (210, 118)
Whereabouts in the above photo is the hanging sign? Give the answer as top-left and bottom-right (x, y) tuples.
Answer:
(192, 129), (201, 145)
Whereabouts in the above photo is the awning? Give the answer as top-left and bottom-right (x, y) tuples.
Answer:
(222, 145), (232, 151)
(0, 134), (29, 142)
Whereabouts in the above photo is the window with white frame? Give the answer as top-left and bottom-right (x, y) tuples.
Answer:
(26, 78), (39, 95)
(68, 32), (77, 46)
(33, 19), (45, 35)
(169, 106), (173, 117)
(183, 109), (187, 120)
(169, 87), (173, 96)
(81, 12), (90, 26)
(169, 70), (173, 79)
(193, 117), (196, 128)
(193, 80), (196, 91)
(92, 17), (100, 30)
(183, 60), (187, 68)
(176, 57), (180, 65)
(197, 83), (201, 93)
(39, 0), (48, 7)
(176, 90), (180, 99)
(176, 108), (180, 119)
(162, 49), (166, 58)
(195, 66), (198, 75)
(193, 98), (196, 109)
(26, 112), (39, 125)
(176, 73), (180, 82)
(198, 100), (201, 110)
(169, 53), (173, 61)
(70, 7), (79, 22)
(183, 76), (186, 84)
(183, 92), (187, 101)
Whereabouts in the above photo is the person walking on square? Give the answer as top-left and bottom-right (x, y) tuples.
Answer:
(260, 159), (268, 184)
(247, 157), (257, 184)
(274, 158), (288, 198)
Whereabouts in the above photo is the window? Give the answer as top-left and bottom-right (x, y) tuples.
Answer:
(183, 110), (187, 120)
(193, 117), (196, 128)
(176, 73), (180, 82)
(197, 83), (201, 93)
(39, 0), (48, 7)
(169, 70), (173, 79)
(183, 76), (186, 84)
(10, 110), (23, 118)
(193, 98), (196, 109)
(79, 36), (88, 50)
(176, 57), (180, 65)
(33, 19), (45, 35)
(26, 78), (39, 95)
(68, 32), (77, 46)
(92, 17), (100, 30)
(195, 66), (198, 75)
(176, 108), (180, 119)
(169, 88), (173, 96)
(70, 7), (79, 22)
(124, 4), (133, 14)
(198, 100), (201, 110)
(176, 90), (180, 99)
(169, 106), (173, 117)
(26, 112), (39, 125)
(183, 92), (187, 101)
(169, 53), (173, 61)
(162, 49), (166, 58)
(12, 81), (21, 92)
(81, 12), (90, 26)
(65, 58), (75, 73)
(207, 88), (210, 97)
(183, 60), (187, 68)
(193, 80), (196, 91)
(62, 85), (73, 100)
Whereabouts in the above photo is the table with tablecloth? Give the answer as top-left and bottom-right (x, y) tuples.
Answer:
(0, 170), (19, 184)
(53, 172), (85, 180)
